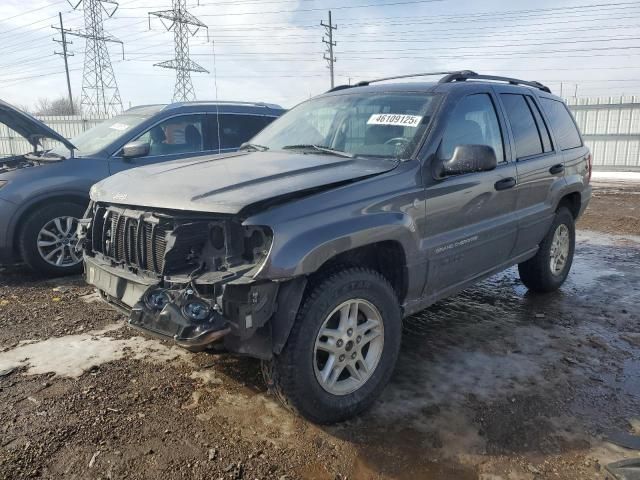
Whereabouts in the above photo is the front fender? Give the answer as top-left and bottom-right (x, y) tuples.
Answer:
(252, 210), (420, 280)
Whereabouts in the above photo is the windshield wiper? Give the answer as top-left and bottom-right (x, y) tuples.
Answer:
(281, 144), (354, 158)
(239, 142), (269, 152)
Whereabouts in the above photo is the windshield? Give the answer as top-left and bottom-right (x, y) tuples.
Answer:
(251, 92), (437, 159)
(50, 114), (150, 157)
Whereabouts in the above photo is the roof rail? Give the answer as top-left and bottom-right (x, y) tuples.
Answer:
(439, 71), (551, 93)
(164, 100), (284, 110)
(354, 70), (477, 87)
(326, 84), (354, 93)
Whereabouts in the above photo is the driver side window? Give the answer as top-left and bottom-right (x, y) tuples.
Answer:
(132, 115), (205, 157)
(440, 94), (504, 163)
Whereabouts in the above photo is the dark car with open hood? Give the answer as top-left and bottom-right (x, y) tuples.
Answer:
(80, 71), (592, 424)
(0, 100), (283, 275)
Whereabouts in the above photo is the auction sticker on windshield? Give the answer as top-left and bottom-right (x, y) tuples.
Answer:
(367, 114), (423, 127)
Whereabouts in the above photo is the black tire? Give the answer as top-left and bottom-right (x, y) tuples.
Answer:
(262, 267), (402, 424)
(518, 207), (575, 293)
(18, 202), (86, 277)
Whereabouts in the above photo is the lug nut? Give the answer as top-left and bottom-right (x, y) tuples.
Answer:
(336, 339), (344, 347)
(347, 328), (353, 336)
(351, 352), (357, 359)
(339, 354), (345, 362)
(356, 336), (362, 343)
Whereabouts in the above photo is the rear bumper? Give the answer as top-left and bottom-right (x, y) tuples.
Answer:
(84, 255), (231, 351)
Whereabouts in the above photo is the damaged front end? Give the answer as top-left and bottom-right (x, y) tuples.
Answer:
(79, 202), (280, 354)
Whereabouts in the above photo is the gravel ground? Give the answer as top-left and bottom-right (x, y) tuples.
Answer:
(1, 180), (639, 480)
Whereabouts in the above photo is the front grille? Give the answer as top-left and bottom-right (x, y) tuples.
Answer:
(90, 205), (169, 274)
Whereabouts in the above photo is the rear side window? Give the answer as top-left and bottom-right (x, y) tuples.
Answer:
(525, 96), (553, 153)
(439, 93), (505, 163)
(218, 114), (272, 149)
(500, 94), (543, 159)
(539, 98), (582, 150)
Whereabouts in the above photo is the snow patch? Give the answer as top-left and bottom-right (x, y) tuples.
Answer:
(591, 171), (640, 182)
(0, 324), (189, 378)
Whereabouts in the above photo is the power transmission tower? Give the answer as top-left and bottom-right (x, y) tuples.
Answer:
(149, 0), (209, 102)
(321, 10), (337, 89)
(52, 12), (75, 115)
(67, 0), (124, 116)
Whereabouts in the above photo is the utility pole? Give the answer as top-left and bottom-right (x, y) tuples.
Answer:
(574, 83), (579, 98)
(53, 12), (75, 115)
(149, 0), (208, 102)
(321, 10), (337, 89)
(68, 0), (124, 116)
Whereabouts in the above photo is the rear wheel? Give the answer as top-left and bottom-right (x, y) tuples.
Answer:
(19, 202), (85, 276)
(518, 207), (575, 293)
(262, 267), (402, 424)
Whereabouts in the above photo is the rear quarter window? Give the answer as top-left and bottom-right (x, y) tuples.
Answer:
(539, 98), (582, 150)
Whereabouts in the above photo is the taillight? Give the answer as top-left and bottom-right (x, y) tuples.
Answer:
(586, 152), (592, 183)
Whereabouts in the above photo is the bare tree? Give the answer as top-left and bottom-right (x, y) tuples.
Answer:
(34, 97), (81, 116)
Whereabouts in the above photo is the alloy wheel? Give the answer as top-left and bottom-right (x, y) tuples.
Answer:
(549, 223), (570, 275)
(313, 298), (385, 396)
(36, 216), (81, 267)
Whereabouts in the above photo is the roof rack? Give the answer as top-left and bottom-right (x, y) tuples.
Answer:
(326, 70), (551, 94)
(439, 71), (551, 93)
(354, 70), (477, 87)
(325, 70), (476, 92)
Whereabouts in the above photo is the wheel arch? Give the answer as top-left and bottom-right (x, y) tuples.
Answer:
(556, 191), (581, 219)
(269, 240), (408, 357)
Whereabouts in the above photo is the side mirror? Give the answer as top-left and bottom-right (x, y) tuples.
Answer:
(121, 141), (150, 160)
(435, 144), (497, 178)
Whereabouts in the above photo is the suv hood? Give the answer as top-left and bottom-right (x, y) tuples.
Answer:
(0, 99), (76, 151)
(91, 150), (398, 214)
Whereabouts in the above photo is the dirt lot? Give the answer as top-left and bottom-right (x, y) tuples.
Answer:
(1, 180), (639, 480)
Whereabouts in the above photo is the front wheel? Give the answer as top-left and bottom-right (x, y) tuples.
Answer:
(18, 202), (85, 276)
(518, 207), (575, 293)
(262, 268), (402, 424)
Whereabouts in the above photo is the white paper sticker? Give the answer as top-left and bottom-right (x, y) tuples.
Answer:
(367, 114), (423, 127)
(109, 122), (129, 131)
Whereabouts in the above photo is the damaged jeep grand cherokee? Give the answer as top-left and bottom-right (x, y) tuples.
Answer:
(80, 71), (592, 424)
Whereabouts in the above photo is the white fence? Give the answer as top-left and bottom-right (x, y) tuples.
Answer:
(0, 114), (109, 157)
(1, 100), (639, 170)
(566, 96), (640, 171)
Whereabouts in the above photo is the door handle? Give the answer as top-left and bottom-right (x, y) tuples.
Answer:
(549, 164), (565, 175)
(494, 177), (516, 191)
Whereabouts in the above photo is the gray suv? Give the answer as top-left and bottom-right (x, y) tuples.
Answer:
(80, 71), (592, 423)
(0, 100), (284, 275)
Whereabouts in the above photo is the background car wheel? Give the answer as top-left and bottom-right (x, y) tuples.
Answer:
(19, 202), (86, 276)
(518, 206), (575, 293)
(262, 267), (402, 424)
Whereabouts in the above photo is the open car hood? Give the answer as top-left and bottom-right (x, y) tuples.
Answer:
(0, 99), (76, 151)
(91, 150), (398, 214)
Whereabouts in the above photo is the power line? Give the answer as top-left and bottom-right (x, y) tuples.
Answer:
(2, 1), (67, 22)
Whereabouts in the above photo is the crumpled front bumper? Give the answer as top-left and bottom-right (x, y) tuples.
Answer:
(85, 256), (231, 351)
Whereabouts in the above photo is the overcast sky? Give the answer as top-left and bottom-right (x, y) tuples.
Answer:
(2, 0), (640, 112)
